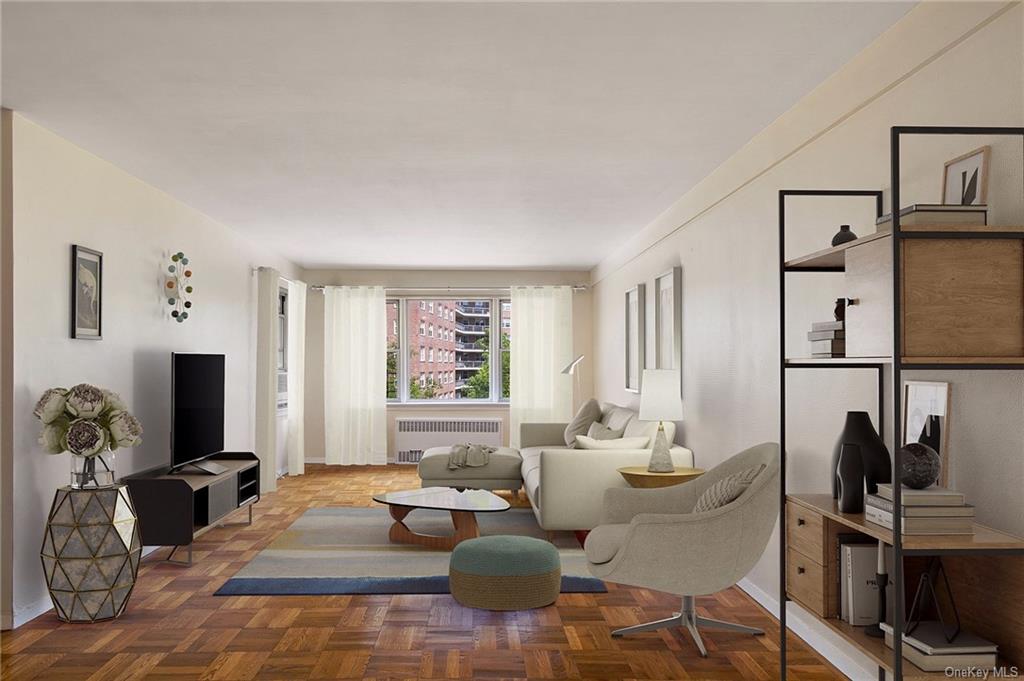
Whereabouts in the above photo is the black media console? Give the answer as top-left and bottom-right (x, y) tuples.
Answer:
(124, 452), (260, 565)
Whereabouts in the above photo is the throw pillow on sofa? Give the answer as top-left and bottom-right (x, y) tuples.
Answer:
(586, 421), (625, 440)
(575, 435), (651, 450)
(693, 464), (766, 512)
(564, 398), (602, 447)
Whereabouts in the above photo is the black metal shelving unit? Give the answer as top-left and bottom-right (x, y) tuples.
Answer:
(779, 126), (1024, 681)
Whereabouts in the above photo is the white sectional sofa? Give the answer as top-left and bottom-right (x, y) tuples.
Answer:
(518, 403), (693, 530)
(417, 402), (693, 531)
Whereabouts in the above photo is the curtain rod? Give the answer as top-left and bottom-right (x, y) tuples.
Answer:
(252, 266), (304, 287)
(307, 284), (588, 293)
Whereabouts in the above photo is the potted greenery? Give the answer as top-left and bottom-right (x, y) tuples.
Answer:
(34, 384), (143, 488)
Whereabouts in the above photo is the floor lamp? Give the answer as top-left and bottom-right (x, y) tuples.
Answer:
(561, 354), (585, 410)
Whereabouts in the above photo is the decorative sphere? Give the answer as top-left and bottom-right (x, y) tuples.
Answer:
(900, 442), (941, 489)
(184, 270), (192, 278)
(166, 281), (175, 289)
(176, 316), (184, 323)
(182, 312), (189, 320)
(185, 286), (193, 293)
(167, 298), (176, 305)
(177, 251), (184, 258)
(182, 258), (189, 265)
(184, 301), (192, 308)
(168, 265), (176, 273)
(171, 310), (179, 318)
(171, 254), (180, 262)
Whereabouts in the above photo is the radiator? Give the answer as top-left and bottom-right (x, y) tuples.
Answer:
(394, 418), (503, 464)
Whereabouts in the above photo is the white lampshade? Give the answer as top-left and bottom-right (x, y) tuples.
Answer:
(639, 369), (683, 422)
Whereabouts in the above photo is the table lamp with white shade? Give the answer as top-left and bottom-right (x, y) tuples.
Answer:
(639, 369), (682, 473)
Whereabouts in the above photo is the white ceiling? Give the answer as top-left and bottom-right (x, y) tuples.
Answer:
(2, 2), (913, 270)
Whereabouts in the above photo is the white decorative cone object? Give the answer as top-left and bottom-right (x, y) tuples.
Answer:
(648, 423), (675, 473)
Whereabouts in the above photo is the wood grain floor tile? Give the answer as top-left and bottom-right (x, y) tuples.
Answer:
(1, 465), (844, 680)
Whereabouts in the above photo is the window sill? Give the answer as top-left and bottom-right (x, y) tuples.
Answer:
(387, 402), (509, 409)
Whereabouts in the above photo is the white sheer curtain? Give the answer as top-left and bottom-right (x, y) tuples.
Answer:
(254, 267), (279, 492)
(323, 286), (387, 465)
(286, 280), (307, 476)
(510, 286), (574, 448)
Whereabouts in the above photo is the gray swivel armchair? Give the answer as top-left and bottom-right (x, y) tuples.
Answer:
(584, 442), (780, 656)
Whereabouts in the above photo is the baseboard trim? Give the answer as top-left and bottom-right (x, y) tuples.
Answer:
(736, 577), (877, 681)
(303, 457), (397, 465)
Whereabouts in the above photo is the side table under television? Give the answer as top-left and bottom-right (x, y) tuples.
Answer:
(123, 452), (260, 566)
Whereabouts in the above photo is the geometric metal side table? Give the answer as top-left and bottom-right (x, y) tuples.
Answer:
(40, 484), (142, 622)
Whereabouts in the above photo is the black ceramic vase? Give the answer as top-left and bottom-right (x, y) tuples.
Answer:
(836, 444), (865, 513)
(831, 224), (858, 246)
(831, 411), (891, 498)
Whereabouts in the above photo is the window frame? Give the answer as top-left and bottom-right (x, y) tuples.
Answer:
(389, 296), (509, 405)
(277, 287), (289, 409)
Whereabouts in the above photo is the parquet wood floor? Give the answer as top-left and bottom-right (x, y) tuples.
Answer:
(1, 465), (845, 680)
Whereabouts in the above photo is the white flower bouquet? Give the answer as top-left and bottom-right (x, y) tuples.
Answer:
(34, 384), (143, 488)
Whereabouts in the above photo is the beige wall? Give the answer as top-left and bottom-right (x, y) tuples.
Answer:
(302, 269), (592, 460)
(587, 3), (1023, 677)
(9, 116), (299, 626)
(0, 109), (13, 630)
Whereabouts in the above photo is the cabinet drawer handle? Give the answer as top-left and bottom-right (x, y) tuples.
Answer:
(797, 518), (806, 526)
(797, 566), (806, 575)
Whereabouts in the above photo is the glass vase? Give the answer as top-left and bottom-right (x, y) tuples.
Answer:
(70, 451), (116, 489)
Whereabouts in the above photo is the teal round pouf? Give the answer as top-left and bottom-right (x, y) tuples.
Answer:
(449, 535), (561, 610)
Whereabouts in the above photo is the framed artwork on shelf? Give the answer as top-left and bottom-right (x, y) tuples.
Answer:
(902, 380), (952, 487)
(624, 284), (645, 393)
(942, 145), (989, 206)
(653, 267), (682, 379)
(71, 245), (103, 340)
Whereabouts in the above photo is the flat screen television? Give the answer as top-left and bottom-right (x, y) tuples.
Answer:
(171, 353), (225, 472)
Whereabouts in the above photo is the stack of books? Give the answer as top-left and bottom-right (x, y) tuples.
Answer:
(808, 320), (844, 358)
(865, 484), (975, 535)
(875, 203), (988, 231)
(880, 621), (997, 673)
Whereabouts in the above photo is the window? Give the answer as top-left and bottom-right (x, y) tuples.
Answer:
(388, 298), (509, 402)
(277, 288), (288, 408)
(386, 299), (400, 399)
(499, 298), (510, 400)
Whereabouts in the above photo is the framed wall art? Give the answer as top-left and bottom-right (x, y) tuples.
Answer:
(71, 245), (103, 340)
(902, 380), (952, 486)
(942, 145), (989, 206)
(653, 267), (681, 378)
(625, 284), (645, 393)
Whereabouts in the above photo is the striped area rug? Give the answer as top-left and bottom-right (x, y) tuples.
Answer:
(215, 507), (606, 595)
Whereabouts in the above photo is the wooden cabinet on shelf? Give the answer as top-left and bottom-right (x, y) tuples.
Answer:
(786, 500), (830, 618)
(901, 239), (1024, 359)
